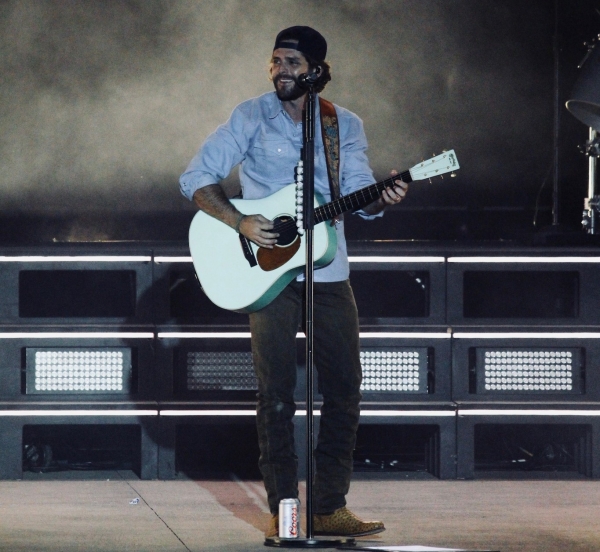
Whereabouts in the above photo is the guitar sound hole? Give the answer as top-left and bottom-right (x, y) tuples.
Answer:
(274, 215), (299, 247)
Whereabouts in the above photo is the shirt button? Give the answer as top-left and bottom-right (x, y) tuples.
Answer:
(277, 148), (282, 152)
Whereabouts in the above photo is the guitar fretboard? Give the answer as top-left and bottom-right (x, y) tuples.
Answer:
(314, 170), (412, 223)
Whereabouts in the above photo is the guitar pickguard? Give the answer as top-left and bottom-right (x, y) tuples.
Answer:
(257, 238), (301, 271)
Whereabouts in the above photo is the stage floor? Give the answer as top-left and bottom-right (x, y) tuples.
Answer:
(0, 473), (599, 552)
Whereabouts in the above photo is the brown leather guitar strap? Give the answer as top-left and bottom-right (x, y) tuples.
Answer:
(319, 97), (342, 223)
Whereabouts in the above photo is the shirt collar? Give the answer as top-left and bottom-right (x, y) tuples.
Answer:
(267, 91), (321, 120)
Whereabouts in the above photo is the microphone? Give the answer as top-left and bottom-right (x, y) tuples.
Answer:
(297, 69), (321, 88)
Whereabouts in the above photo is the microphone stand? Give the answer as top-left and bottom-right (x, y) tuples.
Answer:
(303, 81), (317, 543)
(265, 81), (354, 549)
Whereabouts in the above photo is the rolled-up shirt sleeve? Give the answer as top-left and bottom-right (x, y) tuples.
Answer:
(337, 111), (382, 220)
(179, 107), (250, 201)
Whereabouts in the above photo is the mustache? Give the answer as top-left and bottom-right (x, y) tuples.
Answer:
(273, 74), (298, 86)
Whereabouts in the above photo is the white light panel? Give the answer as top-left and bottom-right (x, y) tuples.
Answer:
(158, 410), (456, 417)
(154, 256), (193, 263)
(448, 256), (600, 263)
(349, 256), (444, 263)
(0, 332), (153, 339)
(360, 348), (428, 393)
(159, 332), (450, 339)
(0, 410), (157, 416)
(0, 256), (151, 262)
(26, 348), (131, 394)
(185, 351), (257, 391)
(477, 348), (581, 394)
(459, 409), (600, 416)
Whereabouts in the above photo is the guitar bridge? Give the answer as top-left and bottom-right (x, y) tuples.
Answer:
(239, 235), (257, 267)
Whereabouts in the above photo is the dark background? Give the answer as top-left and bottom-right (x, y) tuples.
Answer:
(0, 0), (598, 244)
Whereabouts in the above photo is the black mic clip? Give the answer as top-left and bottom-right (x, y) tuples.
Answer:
(297, 70), (320, 88)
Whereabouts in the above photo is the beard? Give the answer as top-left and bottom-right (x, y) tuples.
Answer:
(273, 75), (306, 101)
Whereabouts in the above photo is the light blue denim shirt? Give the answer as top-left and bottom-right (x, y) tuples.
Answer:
(180, 91), (381, 282)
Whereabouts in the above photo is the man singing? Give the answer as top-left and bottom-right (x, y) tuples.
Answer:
(180, 25), (408, 538)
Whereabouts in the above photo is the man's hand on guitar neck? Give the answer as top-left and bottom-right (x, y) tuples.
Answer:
(383, 170), (409, 205)
(363, 170), (409, 215)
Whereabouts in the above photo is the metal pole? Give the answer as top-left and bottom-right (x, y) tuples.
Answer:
(302, 88), (316, 541)
(552, 0), (561, 226)
(587, 127), (597, 234)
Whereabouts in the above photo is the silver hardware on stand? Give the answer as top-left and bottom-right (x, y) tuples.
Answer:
(566, 35), (600, 234)
(582, 128), (600, 234)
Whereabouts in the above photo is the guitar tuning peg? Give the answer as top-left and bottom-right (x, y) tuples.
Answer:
(451, 172), (457, 178)
(429, 178), (432, 184)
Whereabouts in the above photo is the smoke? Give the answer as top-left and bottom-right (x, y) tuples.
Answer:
(0, 0), (554, 218)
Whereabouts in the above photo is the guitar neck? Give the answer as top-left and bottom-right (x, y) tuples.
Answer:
(314, 169), (413, 224)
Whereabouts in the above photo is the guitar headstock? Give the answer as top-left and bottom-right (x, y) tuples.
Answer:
(409, 150), (459, 181)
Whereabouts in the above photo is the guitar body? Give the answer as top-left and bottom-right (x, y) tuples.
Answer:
(189, 184), (337, 313)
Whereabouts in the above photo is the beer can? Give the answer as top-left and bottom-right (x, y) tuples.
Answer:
(278, 498), (300, 539)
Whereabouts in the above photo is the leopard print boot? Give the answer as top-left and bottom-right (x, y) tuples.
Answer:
(313, 507), (385, 537)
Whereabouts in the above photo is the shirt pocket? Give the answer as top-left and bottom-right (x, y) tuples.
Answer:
(253, 139), (289, 158)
